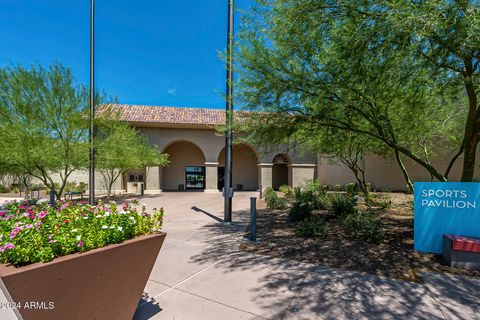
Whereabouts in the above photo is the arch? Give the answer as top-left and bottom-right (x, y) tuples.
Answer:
(272, 153), (290, 190)
(218, 143), (259, 191)
(162, 140), (206, 190)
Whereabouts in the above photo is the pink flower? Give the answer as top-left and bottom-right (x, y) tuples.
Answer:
(61, 204), (68, 210)
(0, 243), (15, 252)
(35, 221), (42, 229)
(9, 226), (24, 239)
(0, 211), (5, 217)
(4, 215), (14, 221)
(123, 203), (129, 211)
(37, 211), (48, 219)
(25, 224), (33, 229)
(48, 239), (57, 243)
(77, 240), (84, 247)
(18, 205), (27, 209)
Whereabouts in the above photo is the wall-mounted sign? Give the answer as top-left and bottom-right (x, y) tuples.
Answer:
(414, 182), (480, 253)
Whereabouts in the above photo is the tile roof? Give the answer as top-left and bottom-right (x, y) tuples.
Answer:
(97, 104), (230, 126)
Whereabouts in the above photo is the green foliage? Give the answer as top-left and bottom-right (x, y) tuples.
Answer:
(289, 201), (312, 222)
(0, 200), (164, 266)
(303, 179), (322, 192)
(236, 0), (471, 183)
(264, 187), (287, 209)
(96, 110), (169, 197)
(374, 194), (394, 211)
(278, 185), (293, 198)
(345, 183), (357, 197)
(334, 185), (342, 192)
(296, 216), (326, 238)
(294, 187), (329, 210)
(329, 194), (354, 217)
(342, 213), (384, 244)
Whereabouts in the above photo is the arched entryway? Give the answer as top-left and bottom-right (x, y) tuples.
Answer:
(162, 141), (206, 191)
(218, 144), (259, 190)
(272, 154), (290, 190)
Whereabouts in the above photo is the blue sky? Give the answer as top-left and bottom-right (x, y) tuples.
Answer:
(0, 0), (253, 109)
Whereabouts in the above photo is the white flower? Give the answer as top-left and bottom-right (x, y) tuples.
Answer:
(95, 215), (102, 218)
(109, 226), (115, 229)
(101, 225), (108, 229)
(118, 210), (127, 215)
(104, 212), (111, 217)
(83, 216), (88, 219)
(76, 235), (81, 241)
(117, 226), (123, 232)
(71, 229), (77, 233)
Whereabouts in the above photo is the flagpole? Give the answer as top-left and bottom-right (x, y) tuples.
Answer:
(224, 0), (234, 223)
(89, 0), (95, 205)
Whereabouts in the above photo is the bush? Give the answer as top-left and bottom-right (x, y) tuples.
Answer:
(289, 201), (313, 222)
(322, 185), (329, 191)
(342, 213), (384, 244)
(279, 185), (293, 198)
(374, 194), (394, 211)
(304, 179), (322, 192)
(0, 185), (7, 194)
(334, 184), (342, 191)
(330, 194), (354, 216)
(345, 183), (358, 196)
(294, 188), (329, 210)
(264, 187), (287, 209)
(0, 200), (164, 266)
(296, 216), (326, 238)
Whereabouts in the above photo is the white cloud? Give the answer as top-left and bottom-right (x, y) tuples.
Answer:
(167, 88), (177, 95)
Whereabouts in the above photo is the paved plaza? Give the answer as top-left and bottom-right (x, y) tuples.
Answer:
(0, 192), (479, 319)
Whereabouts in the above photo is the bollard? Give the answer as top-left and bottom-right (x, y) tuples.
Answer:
(259, 185), (262, 199)
(49, 190), (56, 206)
(141, 183), (144, 196)
(249, 197), (257, 242)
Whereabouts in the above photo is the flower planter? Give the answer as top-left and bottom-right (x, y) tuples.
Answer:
(0, 232), (166, 320)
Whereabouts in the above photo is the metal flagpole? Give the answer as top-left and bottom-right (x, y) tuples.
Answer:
(89, 0), (95, 205)
(224, 0), (234, 223)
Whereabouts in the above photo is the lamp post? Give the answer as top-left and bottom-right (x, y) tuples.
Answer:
(224, 0), (234, 223)
(89, 0), (95, 205)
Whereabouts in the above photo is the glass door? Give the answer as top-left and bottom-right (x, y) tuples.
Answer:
(185, 166), (205, 190)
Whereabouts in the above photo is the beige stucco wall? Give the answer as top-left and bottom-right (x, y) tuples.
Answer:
(272, 164), (288, 189)
(162, 141), (206, 190)
(218, 144), (259, 190)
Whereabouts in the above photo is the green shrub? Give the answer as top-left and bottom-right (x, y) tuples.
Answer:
(374, 194), (394, 211)
(304, 179), (322, 192)
(289, 201), (313, 222)
(322, 185), (329, 191)
(296, 216), (326, 238)
(334, 184), (342, 191)
(0, 185), (7, 193)
(345, 183), (358, 196)
(264, 187), (288, 209)
(342, 213), (384, 244)
(330, 194), (354, 216)
(279, 185), (294, 198)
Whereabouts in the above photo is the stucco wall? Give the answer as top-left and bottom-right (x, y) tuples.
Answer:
(162, 141), (206, 190)
(218, 144), (259, 190)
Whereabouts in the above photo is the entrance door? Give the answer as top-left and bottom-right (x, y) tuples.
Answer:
(185, 166), (205, 190)
(217, 167), (225, 190)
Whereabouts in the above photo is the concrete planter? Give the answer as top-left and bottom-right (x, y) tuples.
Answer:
(0, 232), (166, 320)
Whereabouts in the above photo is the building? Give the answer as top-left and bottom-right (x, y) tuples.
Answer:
(73, 104), (469, 195)
(97, 104), (317, 194)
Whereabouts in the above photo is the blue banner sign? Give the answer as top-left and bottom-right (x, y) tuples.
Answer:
(414, 182), (480, 253)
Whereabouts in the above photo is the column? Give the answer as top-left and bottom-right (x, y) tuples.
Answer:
(258, 163), (273, 191)
(204, 162), (219, 193)
(288, 164), (317, 188)
(145, 166), (162, 194)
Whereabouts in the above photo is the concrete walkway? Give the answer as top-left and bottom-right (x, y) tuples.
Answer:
(0, 193), (479, 319)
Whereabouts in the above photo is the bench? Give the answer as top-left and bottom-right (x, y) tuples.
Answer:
(64, 191), (84, 200)
(443, 234), (480, 270)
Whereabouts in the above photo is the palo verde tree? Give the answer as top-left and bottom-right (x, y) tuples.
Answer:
(95, 111), (169, 198)
(235, 0), (469, 186)
(0, 63), (108, 199)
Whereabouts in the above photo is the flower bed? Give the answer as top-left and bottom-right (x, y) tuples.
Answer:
(0, 199), (163, 266)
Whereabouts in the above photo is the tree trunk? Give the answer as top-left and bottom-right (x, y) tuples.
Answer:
(460, 60), (479, 181)
(394, 148), (413, 193)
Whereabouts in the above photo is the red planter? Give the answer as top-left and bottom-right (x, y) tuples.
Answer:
(0, 232), (166, 320)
